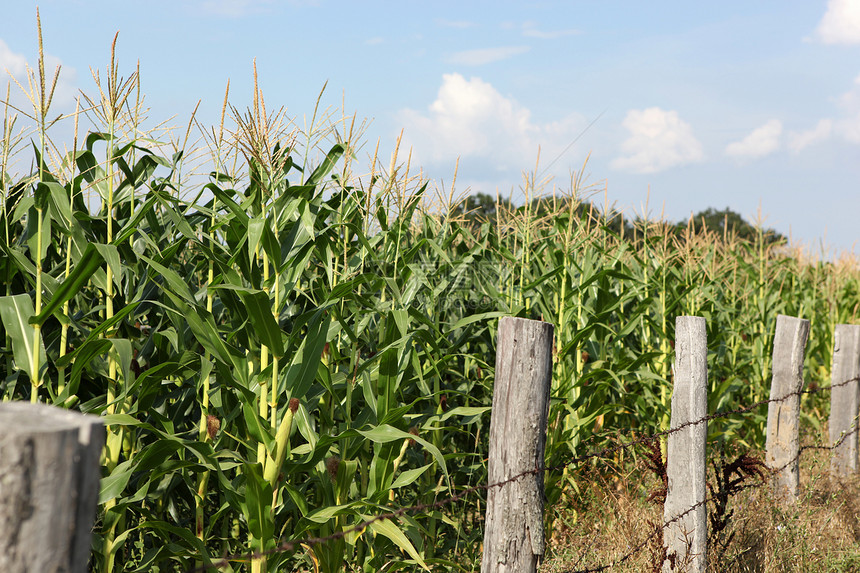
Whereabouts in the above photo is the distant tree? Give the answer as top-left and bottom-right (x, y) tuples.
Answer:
(529, 195), (634, 237)
(450, 192), (513, 226)
(451, 196), (783, 247)
(675, 207), (784, 244)
(451, 192), (636, 237)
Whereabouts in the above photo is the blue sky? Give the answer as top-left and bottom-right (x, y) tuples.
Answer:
(2, 0), (860, 252)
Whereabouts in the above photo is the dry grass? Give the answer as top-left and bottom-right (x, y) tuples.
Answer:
(541, 440), (860, 573)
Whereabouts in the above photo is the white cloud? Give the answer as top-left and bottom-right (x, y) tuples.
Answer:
(0, 39), (28, 79)
(787, 74), (860, 150)
(834, 73), (860, 143)
(0, 38), (77, 114)
(398, 73), (584, 169)
(447, 46), (530, 66)
(837, 73), (860, 110)
(838, 112), (860, 142)
(437, 19), (475, 29)
(725, 120), (783, 160)
(788, 119), (833, 152)
(611, 108), (703, 173)
(366, 37), (384, 46)
(814, 0), (860, 45)
(522, 21), (580, 39)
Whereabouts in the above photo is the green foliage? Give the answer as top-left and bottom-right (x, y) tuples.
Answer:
(674, 206), (785, 244)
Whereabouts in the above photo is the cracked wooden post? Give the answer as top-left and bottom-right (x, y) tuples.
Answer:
(829, 324), (860, 477)
(482, 317), (554, 573)
(663, 316), (708, 573)
(765, 314), (810, 501)
(0, 402), (105, 573)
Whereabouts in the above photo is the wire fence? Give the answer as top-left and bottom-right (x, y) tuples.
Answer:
(564, 424), (859, 573)
(185, 375), (860, 573)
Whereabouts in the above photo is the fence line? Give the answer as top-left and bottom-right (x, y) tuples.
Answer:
(184, 370), (860, 573)
(564, 425), (860, 573)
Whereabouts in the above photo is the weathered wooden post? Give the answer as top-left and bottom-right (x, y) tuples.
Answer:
(765, 314), (810, 501)
(0, 402), (105, 572)
(829, 324), (860, 476)
(482, 317), (554, 573)
(663, 316), (708, 573)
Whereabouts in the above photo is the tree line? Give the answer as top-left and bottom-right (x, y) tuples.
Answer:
(450, 192), (785, 245)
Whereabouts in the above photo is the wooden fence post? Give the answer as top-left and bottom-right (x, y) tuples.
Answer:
(482, 317), (554, 573)
(0, 402), (105, 573)
(663, 316), (708, 573)
(765, 314), (810, 501)
(829, 324), (860, 476)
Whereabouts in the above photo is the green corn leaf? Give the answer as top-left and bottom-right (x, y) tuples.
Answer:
(109, 338), (133, 391)
(247, 216), (264, 264)
(282, 483), (310, 517)
(306, 143), (344, 186)
(242, 463), (274, 542)
(11, 194), (34, 221)
(130, 152), (164, 186)
(99, 459), (134, 504)
(206, 183), (250, 226)
(304, 502), (358, 524)
(66, 338), (112, 392)
(141, 254), (195, 303)
(113, 194), (159, 245)
(25, 203), (51, 262)
(357, 425), (448, 483)
(243, 401), (274, 452)
(93, 243), (123, 292)
(293, 401), (319, 451)
(376, 312), (410, 419)
(426, 406), (492, 425)
(54, 302), (141, 369)
(450, 311), (506, 331)
(161, 289), (245, 373)
(74, 147), (100, 182)
(136, 521), (215, 567)
(390, 463), (433, 489)
(30, 243), (104, 325)
(0, 294), (47, 383)
(284, 308), (331, 400)
(44, 181), (75, 233)
(260, 215), (282, 270)
(130, 439), (184, 476)
(150, 187), (198, 241)
(1, 246), (59, 297)
(239, 289), (284, 358)
(367, 516), (429, 571)
(334, 458), (359, 502)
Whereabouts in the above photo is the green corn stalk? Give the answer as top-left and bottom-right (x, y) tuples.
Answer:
(28, 10), (60, 404)
(263, 397), (299, 488)
(0, 85), (15, 394)
(195, 79), (230, 556)
(79, 33), (137, 573)
(56, 98), (81, 400)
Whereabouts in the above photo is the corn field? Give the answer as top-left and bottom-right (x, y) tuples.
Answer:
(1, 27), (860, 573)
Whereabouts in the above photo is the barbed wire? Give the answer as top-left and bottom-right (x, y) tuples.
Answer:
(563, 423), (860, 573)
(541, 374), (860, 478)
(185, 375), (860, 572)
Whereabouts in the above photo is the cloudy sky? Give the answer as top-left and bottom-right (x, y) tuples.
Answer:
(2, 0), (859, 252)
